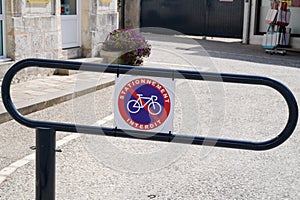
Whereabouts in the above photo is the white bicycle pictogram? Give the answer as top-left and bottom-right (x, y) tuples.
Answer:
(127, 94), (162, 115)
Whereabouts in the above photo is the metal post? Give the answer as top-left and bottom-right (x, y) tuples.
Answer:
(36, 128), (56, 200)
(121, 0), (125, 29)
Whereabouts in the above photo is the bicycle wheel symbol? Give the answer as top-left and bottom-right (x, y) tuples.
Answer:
(127, 100), (141, 114)
(148, 102), (162, 115)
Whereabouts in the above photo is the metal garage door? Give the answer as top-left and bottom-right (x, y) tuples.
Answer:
(140, 0), (244, 38)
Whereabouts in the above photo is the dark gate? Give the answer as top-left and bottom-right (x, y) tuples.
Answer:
(140, 0), (244, 38)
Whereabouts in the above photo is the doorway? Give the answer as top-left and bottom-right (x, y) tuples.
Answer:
(61, 0), (80, 48)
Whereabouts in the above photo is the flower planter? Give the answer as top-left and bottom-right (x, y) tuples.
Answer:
(101, 29), (151, 66)
(100, 49), (144, 66)
(100, 49), (126, 64)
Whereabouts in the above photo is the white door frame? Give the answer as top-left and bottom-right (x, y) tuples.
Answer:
(0, 0), (6, 58)
(61, 0), (81, 49)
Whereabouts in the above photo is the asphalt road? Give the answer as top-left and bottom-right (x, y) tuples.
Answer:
(0, 34), (300, 199)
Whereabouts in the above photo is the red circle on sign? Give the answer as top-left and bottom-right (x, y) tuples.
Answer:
(118, 78), (171, 130)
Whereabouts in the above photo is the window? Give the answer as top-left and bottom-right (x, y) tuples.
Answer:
(61, 0), (77, 15)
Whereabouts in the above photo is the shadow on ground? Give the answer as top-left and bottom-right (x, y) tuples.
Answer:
(145, 33), (300, 68)
(185, 39), (300, 68)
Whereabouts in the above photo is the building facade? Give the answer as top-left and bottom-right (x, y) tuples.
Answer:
(0, 0), (298, 62)
(124, 0), (300, 49)
(0, 0), (118, 61)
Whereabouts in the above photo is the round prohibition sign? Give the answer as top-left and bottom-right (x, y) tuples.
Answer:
(118, 78), (171, 130)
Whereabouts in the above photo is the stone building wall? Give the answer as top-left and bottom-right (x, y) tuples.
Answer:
(6, 0), (63, 61)
(81, 0), (118, 57)
(0, 0), (118, 83)
(4, 0), (118, 60)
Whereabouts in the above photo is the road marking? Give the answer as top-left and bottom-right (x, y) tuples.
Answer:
(0, 176), (5, 183)
(0, 113), (114, 186)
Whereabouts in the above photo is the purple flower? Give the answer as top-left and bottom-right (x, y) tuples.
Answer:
(102, 29), (151, 65)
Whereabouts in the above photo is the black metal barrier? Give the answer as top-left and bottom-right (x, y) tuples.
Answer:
(1, 58), (298, 200)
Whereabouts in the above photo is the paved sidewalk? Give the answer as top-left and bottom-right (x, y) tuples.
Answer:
(0, 58), (115, 124)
